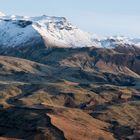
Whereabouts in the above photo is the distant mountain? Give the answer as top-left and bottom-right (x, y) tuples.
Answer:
(94, 36), (140, 48)
(0, 12), (140, 49)
(0, 12), (96, 48)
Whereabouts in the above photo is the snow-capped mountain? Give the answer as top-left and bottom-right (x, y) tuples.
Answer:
(129, 38), (140, 46)
(0, 12), (140, 49)
(0, 12), (97, 48)
(94, 36), (140, 48)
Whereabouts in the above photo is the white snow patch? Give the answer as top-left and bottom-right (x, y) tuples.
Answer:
(0, 13), (140, 48)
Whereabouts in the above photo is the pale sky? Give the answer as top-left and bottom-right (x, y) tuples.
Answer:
(0, 0), (140, 37)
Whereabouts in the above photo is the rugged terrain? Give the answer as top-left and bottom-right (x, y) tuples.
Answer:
(0, 13), (140, 140)
(0, 45), (139, 140)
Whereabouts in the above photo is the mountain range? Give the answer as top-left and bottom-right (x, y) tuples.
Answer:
(0, 12), (140, 140)
(0, 12), (140, 49)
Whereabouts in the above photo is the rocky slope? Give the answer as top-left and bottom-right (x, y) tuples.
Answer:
(0, 12), (140, 140)
(0, 45), (139, 139)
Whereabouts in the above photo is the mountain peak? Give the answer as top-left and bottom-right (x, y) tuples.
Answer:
(0, 14), (96, 48)
(0, 13), (140, 48)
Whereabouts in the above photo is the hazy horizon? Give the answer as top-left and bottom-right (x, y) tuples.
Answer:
(0, 0), (140, 38)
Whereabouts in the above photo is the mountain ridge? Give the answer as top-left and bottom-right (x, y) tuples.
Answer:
(0, 12), (95, 48)
(0, 12), (140, 140)
(0, 12), (140, 49)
